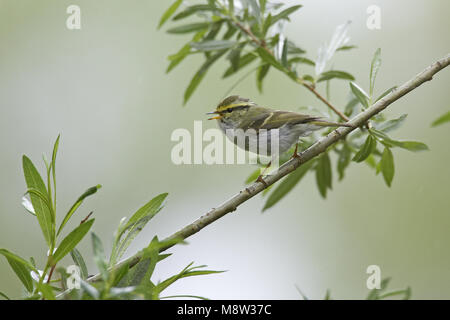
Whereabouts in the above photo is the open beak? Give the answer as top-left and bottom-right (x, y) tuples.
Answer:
(206, 111), (222, 120)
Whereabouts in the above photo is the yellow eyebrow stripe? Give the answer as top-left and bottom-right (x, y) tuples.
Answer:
(216, 103), (250, 112)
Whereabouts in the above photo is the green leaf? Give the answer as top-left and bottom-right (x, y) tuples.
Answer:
(369, 48), (382, 97)
(153, 262), (225, 298)
(158, 0), (183, 29)
(318, 70), (355, 82)
(0, 291), (10, 300)
(110, 193), (168, 265)
(0, 249), (36, 293)
(246, 0), (261, 23)
(336, 45), (357, 51)
(53, 219), (94, 264)
(256, 64), (270, 93)
(167, 22), (210, 34)
(288, 57), (315, 66)
(166, 30), (206, 73)
(263, 161), (314, 211)
(184, 50), (227, 104)
(36, 282), (56, 300)
(352, 135), (377, 163)
(256, 47), (285, 72)
(377, 114), (407, 133)
(375, 86), (397, 102)
(92, 232), (108, 282)
(70, 248), (89, 280)
(191, 40), (236, 51)
(223, 52), (257, 78)
(80, 279), (100, 299)
(57, 185), (101, 236)
(281, 38), (288, 68)
(23, 155), (54, 248)
(350, 82), (370, 108)
(315, 153), (332, 198)
(172, 4), (214, 21)
(51, 135), (60, 207)
(380, 147), (394, 187)
(270, 5), (302, 26)
(337, 142), (352, 180)
(370, 129), (429, 152)
(431, 111), (450, 127)
(245, 169), (261, 184)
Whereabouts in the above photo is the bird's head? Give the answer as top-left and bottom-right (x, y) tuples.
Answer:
(206, 95), (255, 122)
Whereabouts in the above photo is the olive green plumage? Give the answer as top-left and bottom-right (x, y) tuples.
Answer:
(207, 95), (353, 155)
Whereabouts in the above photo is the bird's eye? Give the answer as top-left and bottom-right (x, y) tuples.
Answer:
(226, 108), (233, 113)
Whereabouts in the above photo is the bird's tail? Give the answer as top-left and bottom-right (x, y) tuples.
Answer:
(309, 119), (354, 128)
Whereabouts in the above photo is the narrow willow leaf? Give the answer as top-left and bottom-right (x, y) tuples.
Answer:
(288, 57), (315, 66)
(375, 86), (397, 102)
(167, 22), (210, 34)
(191, 40), (236, 51)
(158, 0), (183, 29)
(80, 279), (100, 299)
(91, 232), (108, 281)
(370, 129), (428, 152)
(281, 37), (288, 68)
(172, 4), (213, 20)
(350, 82), (370, 108)
(262, 13), (272, 36)
(256, 64), (270, 93)
(318, 70), (355, 82)
(263, 161), (314, 211)
(377, 114), (407, 133)
(223, 52), (257, 78)
(153, 263), (225, 297)
(380, 147), (394, 187)
(70, 248), (89, 280)
(0, 291), (10, 300)
(270, 5), (302, 26)
(227, 43), (245, 71)
(431, 111), (450, 127)
(51, 135), (60, 207)
(246, 0), (261, 23)
(245, 169), (261, 184)
(315, 153), (332, 198)
(0, 249), (35, 293)
(53, 219), (94, 264)
(223, 22), (237, 39)
(256, 47), (285, 72)
(57, 185), (101, 236)
(167, 30), (206, 73)
(36, 283), (56, 300)
(111, 193), (168, 264)
(369, 48), (382, 97)
(204, 21), (223, 41)
(337, 143), (352, 180)
(123, 193), (168, 231)
(286, 41), (306, 55)
(336, 45), (357, 51)
(352, 135), (377, 163)
(23, 155), (54, 248)
(184, 50), (227, 105)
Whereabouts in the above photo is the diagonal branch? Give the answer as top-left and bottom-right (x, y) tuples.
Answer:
(84, 54), (449, 283)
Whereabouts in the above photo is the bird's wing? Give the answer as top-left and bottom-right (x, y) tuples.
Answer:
(238, 108), (318, 131)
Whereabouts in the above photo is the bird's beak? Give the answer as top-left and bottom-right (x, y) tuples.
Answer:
(206, 111), (222, 120)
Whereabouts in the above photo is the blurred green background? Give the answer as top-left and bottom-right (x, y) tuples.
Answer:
(0, 0), (449, 299)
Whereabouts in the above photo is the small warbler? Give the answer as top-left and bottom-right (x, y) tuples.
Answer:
(207, 95), (353, 158)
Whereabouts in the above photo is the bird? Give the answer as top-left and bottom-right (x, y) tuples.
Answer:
(207, 95), (354, 159)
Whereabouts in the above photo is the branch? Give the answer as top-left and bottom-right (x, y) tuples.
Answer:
(86, 54), (449, 283)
